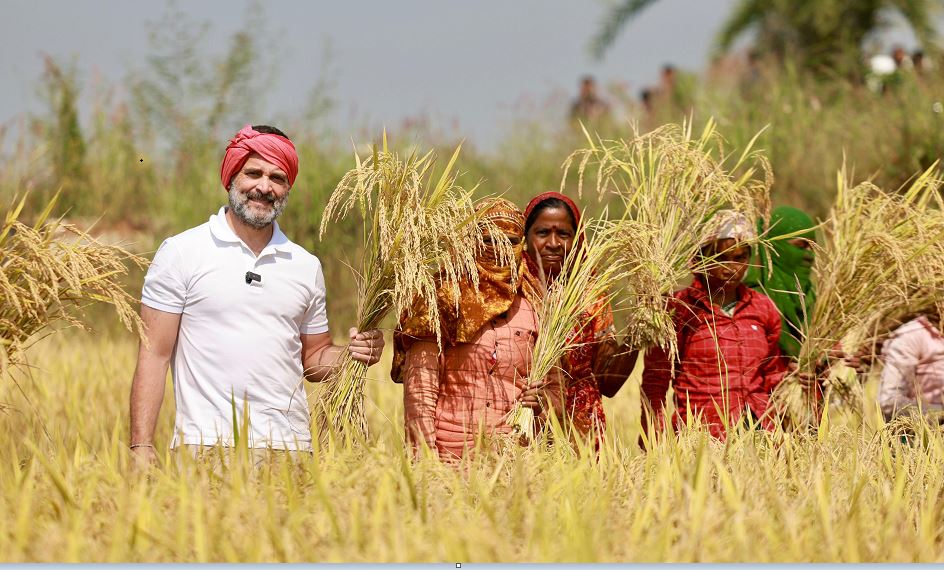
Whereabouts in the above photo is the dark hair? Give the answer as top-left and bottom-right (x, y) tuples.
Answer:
(525, 198), (577, 234)
(252, 124), (290, 139)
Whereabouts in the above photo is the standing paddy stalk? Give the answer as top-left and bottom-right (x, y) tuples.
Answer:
(317, 135), (510, 441)
(561, 119), (771, 360)
(773, 164), (944, 426)
(0, 193), (145, 376)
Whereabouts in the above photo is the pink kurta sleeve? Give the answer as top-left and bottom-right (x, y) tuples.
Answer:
(402, 340), (441, 450)
(879, 325), (923, 418)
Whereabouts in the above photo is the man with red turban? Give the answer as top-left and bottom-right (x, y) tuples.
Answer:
(130, 124), (385, 465)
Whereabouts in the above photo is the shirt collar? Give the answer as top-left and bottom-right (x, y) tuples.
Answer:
(208, 206), (291, 255)
(687, 276), (751, 313)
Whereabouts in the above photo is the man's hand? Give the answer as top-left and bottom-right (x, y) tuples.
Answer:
(347, 328), (385, 366)
(131, 445), (158, 471)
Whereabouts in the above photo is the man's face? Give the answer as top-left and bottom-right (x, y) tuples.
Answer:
(228, 154), (291, 229)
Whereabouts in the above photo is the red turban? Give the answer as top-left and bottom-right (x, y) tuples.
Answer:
(219, 125), (299, 190)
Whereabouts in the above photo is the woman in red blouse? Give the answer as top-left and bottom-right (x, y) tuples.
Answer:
(523, 192), (638, 447)
(641, 210), (787, 440)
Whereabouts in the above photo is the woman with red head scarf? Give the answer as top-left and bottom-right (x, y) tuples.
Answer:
(392, 197), (564, 460)
(522, 192), (639, 447)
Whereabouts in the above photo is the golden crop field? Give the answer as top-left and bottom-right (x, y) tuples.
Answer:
(2, 327), (943, 563)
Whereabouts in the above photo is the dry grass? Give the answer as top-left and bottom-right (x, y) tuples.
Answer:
(0, 194), (144, 376)
(3, 328), (944, 562)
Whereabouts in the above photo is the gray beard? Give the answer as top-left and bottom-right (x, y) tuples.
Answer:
(228, 182), (289, 229)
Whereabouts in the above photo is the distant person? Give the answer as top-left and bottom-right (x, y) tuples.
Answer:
(654, 63), (695, 114)
(570, 75), (611, 123)
(740, 50), (765, 97)
(912, 50), (928, 75)
(878, 314), (944, 421)
(660, 64), (677, 91)
(129, 124), (385, 466)
(892, 45), (910, 70)
(882, 45), (915, 92)
(639, 88), (654, 114)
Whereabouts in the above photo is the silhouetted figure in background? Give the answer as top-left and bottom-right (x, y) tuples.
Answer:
(570, 75), (611, 123)
(892, 45), (910, 70)
(913, 49), (927, 75)
(640, 88), (653, 114)
(654, 63), (695, 115)
(741, 50), (764, 97)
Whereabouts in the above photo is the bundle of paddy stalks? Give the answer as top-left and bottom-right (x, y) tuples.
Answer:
(0, 194), (145, 376)
(507, 216), (631, 440)
(317, 135), (508, 442)
(561, 119), (771, 361)
(773, 164), (944, 426)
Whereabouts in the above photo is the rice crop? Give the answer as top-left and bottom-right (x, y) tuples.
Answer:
(316, 135), (507, 441)
(773, 164), (944, 426)
(0, 193), (144, 376)
(560, 119), (771, 360)
(4, 328), (944, 562)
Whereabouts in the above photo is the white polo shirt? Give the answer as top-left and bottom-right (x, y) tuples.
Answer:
(142, 206), (329, 450)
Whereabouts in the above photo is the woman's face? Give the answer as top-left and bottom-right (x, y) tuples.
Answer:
(525, 206), (576, 279)
(701, 238), (751, 292)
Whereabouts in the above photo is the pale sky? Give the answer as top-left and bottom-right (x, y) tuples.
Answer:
(0, 0), (923, 150)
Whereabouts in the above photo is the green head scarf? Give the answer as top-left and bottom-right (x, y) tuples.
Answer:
(745, 206), (817, 357)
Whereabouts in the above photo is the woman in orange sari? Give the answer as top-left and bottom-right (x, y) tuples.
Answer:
(391, 198), (563, 460)
(522, 192), (638, 446)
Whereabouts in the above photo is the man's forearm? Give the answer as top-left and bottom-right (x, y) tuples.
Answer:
(303, 343), (346, 382)
(129, 357), (169, 445)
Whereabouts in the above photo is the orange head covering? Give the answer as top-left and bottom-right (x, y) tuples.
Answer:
(391, 197), (532, 382)
(220, 125), (299, 190)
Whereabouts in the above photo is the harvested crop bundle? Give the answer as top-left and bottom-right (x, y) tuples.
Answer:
(317, 135), (507, 441)
(0, 194), (144, 375)
(562, 119), (771, 360)
(773, 165), (944, 426)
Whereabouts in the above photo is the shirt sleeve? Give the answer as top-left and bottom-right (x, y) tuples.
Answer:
(758, 297), (787, 392)
(640, 296), (682, 431)
(300, 259), (330, 335)
(402, 340), (441, 450)
(878, 326), (922, 418)
(141, 239), (187, 314)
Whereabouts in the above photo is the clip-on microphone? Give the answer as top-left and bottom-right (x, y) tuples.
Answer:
(245, 271), (262, 285)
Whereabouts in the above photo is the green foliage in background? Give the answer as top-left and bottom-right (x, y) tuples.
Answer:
(592, 0), (942, 76)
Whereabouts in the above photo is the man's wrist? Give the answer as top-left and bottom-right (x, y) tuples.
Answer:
(130, 442), (154, 449)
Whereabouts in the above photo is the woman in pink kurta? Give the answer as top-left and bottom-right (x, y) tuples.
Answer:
(391, 198), (562, 460)
(878, 315), (944, 420)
